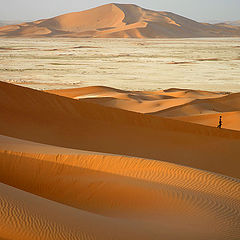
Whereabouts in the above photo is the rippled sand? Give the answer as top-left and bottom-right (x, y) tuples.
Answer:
(0, 38), (240, 92)
(1, 81), (240, 240)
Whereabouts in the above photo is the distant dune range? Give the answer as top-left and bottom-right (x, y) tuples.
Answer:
(1, 82), (240, 240)
(48, 86), (240, 131)
(219, 20), (240, 27)
(1, 3), (240, 38)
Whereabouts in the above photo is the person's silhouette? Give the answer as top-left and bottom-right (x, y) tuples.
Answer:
(217, 116), (223, 129)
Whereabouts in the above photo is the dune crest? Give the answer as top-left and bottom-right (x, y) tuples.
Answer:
(1, 3), (240, 38)
(0, 149), (240, 240)
(1, 82), (240, 239)
(1, 81), (240, 178)
(48, 86), (240, 132)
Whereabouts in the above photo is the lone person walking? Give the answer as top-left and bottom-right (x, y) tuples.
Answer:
(217, 116), (223, 129)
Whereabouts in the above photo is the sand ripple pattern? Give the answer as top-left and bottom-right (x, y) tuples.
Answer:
(0, 150), (240, 240)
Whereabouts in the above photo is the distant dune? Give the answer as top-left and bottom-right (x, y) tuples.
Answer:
(0, 20), (28, 27)
(47, 86), (228, 114)
(1, 3), (240, 38)
(49, 86), (240, 129)
(48, 85), (240, 135)
(220, 20), (240, 27)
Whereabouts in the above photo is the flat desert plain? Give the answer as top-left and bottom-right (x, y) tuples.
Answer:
(0, 37), (240, 91)
(0, 38), (240, 240)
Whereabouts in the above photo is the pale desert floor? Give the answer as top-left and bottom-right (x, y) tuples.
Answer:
(0, 81), (240, 240)
(0, 38), (240, 92)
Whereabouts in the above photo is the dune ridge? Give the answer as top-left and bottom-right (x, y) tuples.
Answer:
(1, 3), (240, 38)
(152, 92), (240, 118)
(0, 150), (240, 240)
(176, 111), (240, 131)
(1, 82), (240, 239)
(47, 86), (228, 114)
(0, 183), (150, 240)
(1, 81), (240, 178)
(48, 86), (240, 132)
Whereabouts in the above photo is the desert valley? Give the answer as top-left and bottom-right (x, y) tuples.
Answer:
(0, 3), (240, 240)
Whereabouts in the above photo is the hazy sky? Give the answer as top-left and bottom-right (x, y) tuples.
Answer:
(1, 0), (239, 22)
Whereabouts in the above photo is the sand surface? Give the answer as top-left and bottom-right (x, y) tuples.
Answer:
(48, 86), (240, 132)
(48, 86), (240, 131)
(1, 81), (240, 178)
(1, 37), (240, 92)
(1, 150), (240, 240)
(1, 81), (240, 239)
(1, 4), (240, 38)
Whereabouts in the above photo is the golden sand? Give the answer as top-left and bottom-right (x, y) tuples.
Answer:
(1, 4), (240, 38)
(0, 82), (240, 239)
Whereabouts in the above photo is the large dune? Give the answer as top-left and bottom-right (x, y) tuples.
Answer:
(152, 92), (240, 118)
(220, 20), (240, 27)
(176, 111), (240, 131)
(48, 86), (240, 132)
(1, 81), (240, 178)
(1, 82), (240, 239)
(47, 86), (227, 114)
(0, 149), (240, 240)
(1, 3), (240, 38)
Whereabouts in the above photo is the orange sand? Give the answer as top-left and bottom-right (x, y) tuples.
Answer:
(0, 150), (240, 240)
(48, 86), (240, 132)
(1, 4), (240, 38)
(1, 82), (240, 178)
(0, 82), (240, 240)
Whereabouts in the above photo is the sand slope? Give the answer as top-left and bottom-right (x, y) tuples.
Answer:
(0, 150), (240, 240)
(48, 86), (240, 132)
(176, 111), (240, 131)
(1, 81), (240, 178)
(220, 20), (240, 27)
(0, 134), (99, 154)
(47, 86), (226, 114)
(0, 182), (149, 240)
(152, 92), (240, 117)
(1, 3), (240, 38)
(1, 82), (240, 239)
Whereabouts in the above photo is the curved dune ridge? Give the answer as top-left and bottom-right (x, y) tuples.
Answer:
(1, 82), (240, 239)
(0, 134), (97, 154)
(153, 92), (240, 118)
(47, 86), (228, 114)
(0, 183), (149, 240)
(1, 81), (240, 178)
(0, 149), (240, 240)
(176, 111), (240, 131)
(48, 86), (240, 131)
(1, 3), (240, 38)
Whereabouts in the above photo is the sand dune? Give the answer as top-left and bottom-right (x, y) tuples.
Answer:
(153, 92), (240, 118)
(1, 82), (240, 239)
(1, 81), (240, 178)
(176, 111), (240, 131)
(0, 183), (150, 240)
(0, 150), (240, 240)
(220, 20), (240, 27)
(47, 86), (226, 114)
(48, 86), (240, 132)
(1, 3), (240, 38)
(0, 134), (98, 154)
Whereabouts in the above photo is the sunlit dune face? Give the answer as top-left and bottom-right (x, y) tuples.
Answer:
(0, 78), (240, 240)
(0, 3), (240, 38)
